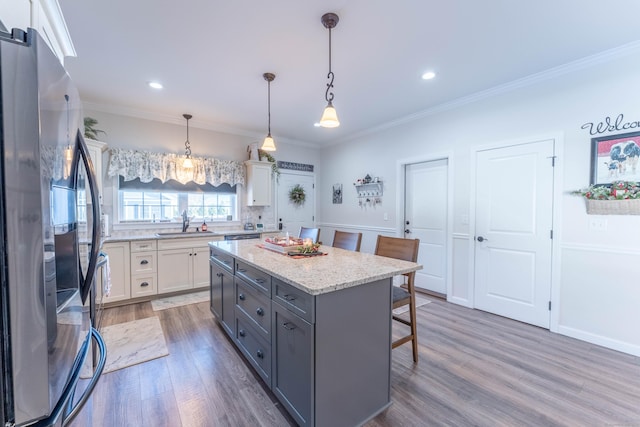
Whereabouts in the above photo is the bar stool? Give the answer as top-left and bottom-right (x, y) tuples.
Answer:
(299, 227), (320, 243)
(374, 235), (420, 363)
(331, 230), (362, 252)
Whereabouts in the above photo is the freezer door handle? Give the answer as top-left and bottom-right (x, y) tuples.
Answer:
(77, 131), (102, 304)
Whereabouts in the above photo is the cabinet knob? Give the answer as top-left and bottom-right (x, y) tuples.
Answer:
(239, 293), (246, 301)
(216, 272), (223, 278)
(256, 307), (264, 316)
(255, 278), (265, 284)
(140, 259), (149, 265)
(140, 282), (149, 287)
(256, 350), (264, 359)
(239, 329), (246, 337)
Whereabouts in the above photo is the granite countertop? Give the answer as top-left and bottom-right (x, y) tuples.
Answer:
(103, 228), (277, 243)
(210, 239), (423, 296)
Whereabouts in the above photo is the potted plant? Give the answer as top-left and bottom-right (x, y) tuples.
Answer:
(572, 181), (640, 215)
(258, 149), (280, 177)
(84, 117), (106, 140)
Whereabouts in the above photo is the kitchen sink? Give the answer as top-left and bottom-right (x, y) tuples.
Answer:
(155, 231), (217, 237)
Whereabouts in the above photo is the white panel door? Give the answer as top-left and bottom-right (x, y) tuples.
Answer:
(474, 139), (554, 328)
(276, 172), (316, 238)
(405, 159), (448, 294)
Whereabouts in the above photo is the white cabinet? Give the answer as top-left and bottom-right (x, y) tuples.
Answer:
(130, 240), (157, 298)
(85, 139), (107, 203)
(245, 160), (272, 206)
(100, 242), (131, 303)
(0, 0), (75, 64)
(157, 237), (221, 293)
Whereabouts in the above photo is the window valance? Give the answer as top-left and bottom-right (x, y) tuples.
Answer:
(107, 148), (245, 186)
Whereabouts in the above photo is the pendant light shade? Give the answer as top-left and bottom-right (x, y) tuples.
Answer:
(319, 101), (340, 128)
(319, 12), (340, 128)
(261, 72), (277, 151)
(182, 113), (193, 168)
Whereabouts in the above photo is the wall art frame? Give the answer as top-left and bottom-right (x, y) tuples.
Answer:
(590, 130), (640, 185)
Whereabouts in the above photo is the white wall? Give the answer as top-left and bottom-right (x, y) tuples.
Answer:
(318, 47), (640, 356)
(84, 109), (320, 232)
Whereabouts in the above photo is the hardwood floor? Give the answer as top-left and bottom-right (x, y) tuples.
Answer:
(69, 297), (640, 427)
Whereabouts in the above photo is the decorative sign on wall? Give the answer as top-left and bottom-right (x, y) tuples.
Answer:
(333, 183), (342, 204)
(581, 113), (640, 136)
(277, 161), (314, 172)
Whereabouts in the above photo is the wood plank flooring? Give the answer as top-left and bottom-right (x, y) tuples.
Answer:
(69, 297), (640, 427)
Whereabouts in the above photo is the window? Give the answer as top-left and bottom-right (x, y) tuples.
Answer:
(118, 177), (237, 222)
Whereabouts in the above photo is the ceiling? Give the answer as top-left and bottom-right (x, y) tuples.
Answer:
(58, 0), (640, 147)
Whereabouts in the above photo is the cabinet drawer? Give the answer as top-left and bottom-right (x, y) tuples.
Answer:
(210, 247), (234, 273)
(236, 317), (271, 386)
(235, 277), (271, 338)
(273, 278), (315, 323)
(131, 251), (156, 274)
(131, 240), (157, 252)
(131, 274), (157, 298)
(235, 260), (271, 296)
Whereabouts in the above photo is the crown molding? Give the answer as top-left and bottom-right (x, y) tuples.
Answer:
(329, 40), (640, 147)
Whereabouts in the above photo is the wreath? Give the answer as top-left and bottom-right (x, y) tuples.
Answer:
(289, 184), (306, 205)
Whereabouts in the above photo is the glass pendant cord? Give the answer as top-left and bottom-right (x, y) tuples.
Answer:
(184, 114), (192, 159)
(325, 25), (335, 105)
(267, 77), (272, 137)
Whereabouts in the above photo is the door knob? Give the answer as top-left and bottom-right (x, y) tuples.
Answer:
(477, 236), (488, 242)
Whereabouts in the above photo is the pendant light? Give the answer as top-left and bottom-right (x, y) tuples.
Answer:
(261, 72), (277, 151)
(182, 113), (193, 168)
(319, 12), (340, 128)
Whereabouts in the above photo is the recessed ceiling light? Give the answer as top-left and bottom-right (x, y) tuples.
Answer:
(148, 81), (163, 89)
(421, 71), (436, 80)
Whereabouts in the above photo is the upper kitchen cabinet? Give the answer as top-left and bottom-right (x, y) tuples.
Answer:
(0, 0), (76, 64)
(245, 160), (272, 206)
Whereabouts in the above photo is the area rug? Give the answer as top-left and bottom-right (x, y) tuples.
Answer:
(82, 316), (169, 377)
(151, 290), (209, 311)
(392, 296), (431, 315)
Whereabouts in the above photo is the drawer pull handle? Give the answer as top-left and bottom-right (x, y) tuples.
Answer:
(238, 268), (247, 273)
(256, 350), (264, 359)
(283, 322), (296, 330)
(140, 245), (149, 248)
(216, 272), (223, 278)
(239, 329), (246, 337)
(283, 294), (296, 301)
(239, 293), (246, 301)
(140, 260), (149, 265)
(255, 278), (265, 284)
(222, 260), (230, 265)
(256, 307), (264, 316)
(140, 282), (149, 287)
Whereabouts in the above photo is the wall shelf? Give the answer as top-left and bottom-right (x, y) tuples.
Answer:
(354, 182), (383, 197)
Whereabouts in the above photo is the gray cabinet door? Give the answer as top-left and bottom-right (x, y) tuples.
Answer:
(210, 260), (223, 319)
(272, 302), (314, 427)
(210, 257), (234, 337)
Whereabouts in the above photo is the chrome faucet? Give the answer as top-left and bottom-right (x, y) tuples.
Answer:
(181, 210), (190, 232)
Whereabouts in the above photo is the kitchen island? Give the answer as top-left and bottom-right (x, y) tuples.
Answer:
(208, 239), (422, 427)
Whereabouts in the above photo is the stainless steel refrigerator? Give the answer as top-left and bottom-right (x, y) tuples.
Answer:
(0, 26), (106, 426)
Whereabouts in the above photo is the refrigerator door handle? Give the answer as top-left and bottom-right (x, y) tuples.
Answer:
(63, 328), (106, 426)
(31, 328), (106, 427)
(77, 131), (102, 304)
